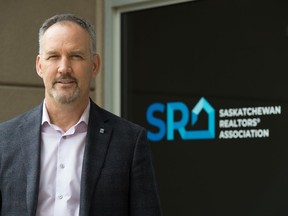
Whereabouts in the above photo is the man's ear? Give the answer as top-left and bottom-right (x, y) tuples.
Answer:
(36, 55), (43, 78)
(92, 54), (101, 77)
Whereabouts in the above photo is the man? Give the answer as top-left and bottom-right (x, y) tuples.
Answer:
(0, 14), (162, 216)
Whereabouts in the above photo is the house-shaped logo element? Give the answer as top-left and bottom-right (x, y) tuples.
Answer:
(169, 97), (215, 140)
(189, 97), (215, 139)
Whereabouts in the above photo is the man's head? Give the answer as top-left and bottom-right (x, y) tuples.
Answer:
(36, 14), (100, 105)
(38, 14), (97, 55)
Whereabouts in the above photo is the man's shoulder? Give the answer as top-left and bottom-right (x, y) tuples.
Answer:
(0, 104), (42, 130)
(90, 102), (144, 132)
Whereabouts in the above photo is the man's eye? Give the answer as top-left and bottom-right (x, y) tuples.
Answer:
(47, 55), (59, 60)
(71, 55), (83, 59)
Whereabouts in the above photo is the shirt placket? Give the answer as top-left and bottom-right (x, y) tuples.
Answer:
(54, 134), (68, 215)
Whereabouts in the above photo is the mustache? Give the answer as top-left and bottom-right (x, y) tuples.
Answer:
(53, 75), (78, 85)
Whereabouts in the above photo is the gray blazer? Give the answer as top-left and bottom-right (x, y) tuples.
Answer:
(0, 100), (162, 216)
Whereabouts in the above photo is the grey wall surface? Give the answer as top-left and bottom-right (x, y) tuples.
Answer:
(0, 0), (97, 122)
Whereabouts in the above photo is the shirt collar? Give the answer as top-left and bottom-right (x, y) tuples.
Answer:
(41, 100), (90, 128)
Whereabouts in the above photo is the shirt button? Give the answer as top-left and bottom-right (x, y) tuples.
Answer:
(59, 164), (65, 169)
(62, 136), (66, 139)
(58, 195), (63, 199)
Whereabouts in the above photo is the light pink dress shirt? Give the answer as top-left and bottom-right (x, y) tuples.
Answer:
(36, 102), (90, 216)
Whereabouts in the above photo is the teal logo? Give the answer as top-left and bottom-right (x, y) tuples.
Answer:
(146, 97), (215, 141)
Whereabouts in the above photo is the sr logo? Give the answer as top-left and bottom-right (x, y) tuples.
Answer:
(146, 97), (215, 141)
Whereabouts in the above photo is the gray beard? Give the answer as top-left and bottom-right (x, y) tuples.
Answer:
(49, 87), (81, 104)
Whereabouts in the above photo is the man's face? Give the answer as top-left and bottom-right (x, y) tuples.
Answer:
(36, 22), (99, 105)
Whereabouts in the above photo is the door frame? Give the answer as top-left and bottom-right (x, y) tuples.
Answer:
(104, 0), (194, 115)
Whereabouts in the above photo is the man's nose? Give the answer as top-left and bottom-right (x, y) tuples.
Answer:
(58, 57), (72, 74)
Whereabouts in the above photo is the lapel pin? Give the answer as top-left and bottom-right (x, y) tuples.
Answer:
(99, 128), (105, 134)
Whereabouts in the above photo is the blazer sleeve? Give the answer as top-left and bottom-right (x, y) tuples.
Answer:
(0, 187), (1, 215)
(0, 191), (2, 215)
(129, 128), (162, 216)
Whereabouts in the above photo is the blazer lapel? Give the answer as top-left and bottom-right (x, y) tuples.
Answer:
(18, 105), (42, 216)
(79, 102), (112, 216)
